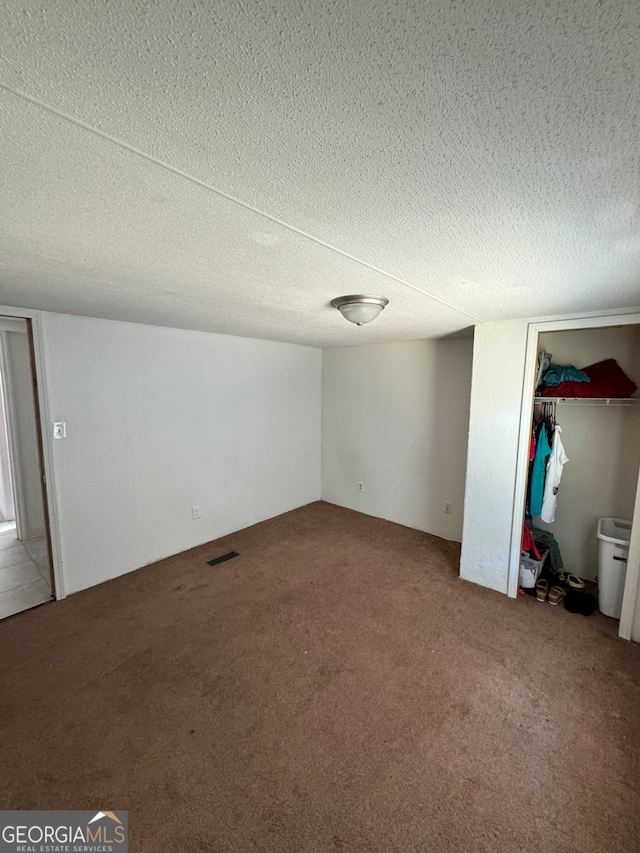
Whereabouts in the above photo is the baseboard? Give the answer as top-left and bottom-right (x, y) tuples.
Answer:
(21, 526), (45, 542)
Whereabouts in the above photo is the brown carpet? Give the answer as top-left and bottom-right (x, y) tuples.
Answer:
(1, 502), (639, 852)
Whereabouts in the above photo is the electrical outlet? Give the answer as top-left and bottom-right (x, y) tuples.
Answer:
(357, 481), (364, 493)
(444, 501), (452, 514)
(191, 505), (201, 520)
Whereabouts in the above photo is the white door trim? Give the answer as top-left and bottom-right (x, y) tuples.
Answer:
(507, 311), (640, 613)
(619, 470), (640, 641)
(0, 327), (28, 540)
(0, 306), (65, 600)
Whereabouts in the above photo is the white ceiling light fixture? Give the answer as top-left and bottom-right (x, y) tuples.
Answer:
(331, 295), (389, 326)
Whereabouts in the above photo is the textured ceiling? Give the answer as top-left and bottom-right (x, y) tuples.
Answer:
(1, 0), (639, 346)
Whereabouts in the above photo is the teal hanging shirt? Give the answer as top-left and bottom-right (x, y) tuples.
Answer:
(530, 427), (551, 516)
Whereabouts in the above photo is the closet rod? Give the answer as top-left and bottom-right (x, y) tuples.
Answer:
(533, 397), (640, 406)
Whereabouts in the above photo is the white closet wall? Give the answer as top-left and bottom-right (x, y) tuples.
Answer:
(534, 326), (640, 580)
(322, 338), (473, 542)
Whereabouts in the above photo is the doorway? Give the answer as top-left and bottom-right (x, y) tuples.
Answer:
(508, 312), (640, 640)
(0, 316), (54, 619)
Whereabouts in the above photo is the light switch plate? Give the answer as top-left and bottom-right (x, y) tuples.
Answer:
(53, 422), (66, 439)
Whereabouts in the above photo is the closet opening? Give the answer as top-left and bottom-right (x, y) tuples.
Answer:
(517, 323), (640, 630)
(0, 316), (55, 619)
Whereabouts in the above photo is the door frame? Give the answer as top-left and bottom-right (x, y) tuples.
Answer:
(0, 317), (35, 541)
(0, 306), (64, 599)
(507, 311), (640, 640)
(619, 471), (640, 641)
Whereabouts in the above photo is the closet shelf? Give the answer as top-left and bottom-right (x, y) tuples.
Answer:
(534, 396), (640, 406)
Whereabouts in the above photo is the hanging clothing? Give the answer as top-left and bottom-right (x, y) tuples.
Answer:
(522, 521), (542, 560)
(540, 426), (569, 523)
(530, 423), (552, 516)
(532, 528), (564, 574)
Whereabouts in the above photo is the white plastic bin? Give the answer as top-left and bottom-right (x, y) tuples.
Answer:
(519, 546), (548, 589)
(597, 518), (632, 619)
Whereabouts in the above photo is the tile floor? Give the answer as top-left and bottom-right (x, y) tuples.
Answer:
(0, 522), (52, 620)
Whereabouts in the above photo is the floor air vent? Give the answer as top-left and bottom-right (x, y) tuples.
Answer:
(207, 551), (239, 566)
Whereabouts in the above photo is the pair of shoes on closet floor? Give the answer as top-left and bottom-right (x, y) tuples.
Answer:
(564, 589), (598, 616)
(535, 579), (566, 605)
(558, 573), (585, 590)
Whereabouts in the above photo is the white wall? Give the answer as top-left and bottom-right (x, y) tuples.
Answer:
(460, 321), (530, 593)
(535, 327), (640, 579)
(40, 313), (322, 595)
(321, 338), (473, 541)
